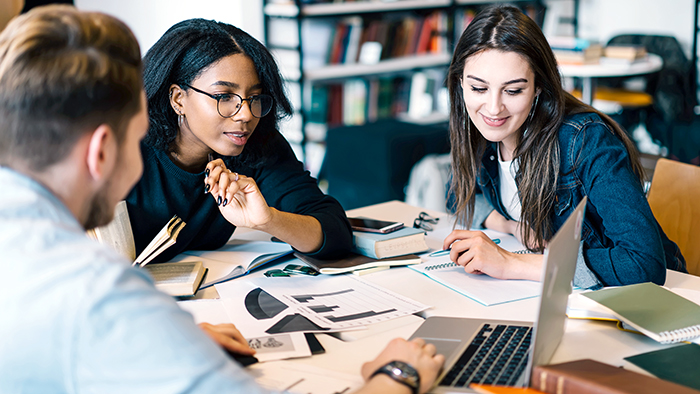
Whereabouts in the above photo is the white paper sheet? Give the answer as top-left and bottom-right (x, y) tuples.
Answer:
(216, 274), (429, 336)
(177, 299), (311, 361)
(247, 361), (363, 394)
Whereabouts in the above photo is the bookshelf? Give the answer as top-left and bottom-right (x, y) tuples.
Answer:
(263, 0), (546, 173)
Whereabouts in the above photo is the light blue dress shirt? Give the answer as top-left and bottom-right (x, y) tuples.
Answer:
(0, 167), (270, 394)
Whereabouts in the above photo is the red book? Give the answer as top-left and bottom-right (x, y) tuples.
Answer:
(416, 13), (435, 54)
(532, 359), (700, 394)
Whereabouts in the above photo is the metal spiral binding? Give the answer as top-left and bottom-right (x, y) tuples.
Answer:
(425, 262), (458, 271)
(658, 324), (700, 343)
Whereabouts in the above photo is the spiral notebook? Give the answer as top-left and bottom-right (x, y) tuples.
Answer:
(409, 261), (541, 306)
(582, 282), (700, 344)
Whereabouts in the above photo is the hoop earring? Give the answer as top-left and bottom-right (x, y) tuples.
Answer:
(178, 113), (184, 128)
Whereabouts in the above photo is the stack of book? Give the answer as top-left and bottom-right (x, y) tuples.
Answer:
(602, 44), (648, 65)
(352, 226), (428, 259)
(549, 37), (603, 65)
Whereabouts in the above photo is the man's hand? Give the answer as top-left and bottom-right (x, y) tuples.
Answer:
(198, 322), (256, 356)
(361, 338), (444, 394)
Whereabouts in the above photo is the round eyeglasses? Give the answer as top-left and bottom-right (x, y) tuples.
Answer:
(181, 84), (273, 119)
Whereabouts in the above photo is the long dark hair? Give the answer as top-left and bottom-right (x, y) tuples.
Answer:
(447, 5), (643, 250)
(142, 18), (292, 165)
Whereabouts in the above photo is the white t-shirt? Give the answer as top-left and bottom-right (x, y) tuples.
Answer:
(498, 148), (521, 221)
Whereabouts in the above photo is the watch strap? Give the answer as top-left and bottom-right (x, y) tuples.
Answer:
(371, 360), (420, 394)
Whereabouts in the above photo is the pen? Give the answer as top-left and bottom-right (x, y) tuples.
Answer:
(428, 238), (500, 257)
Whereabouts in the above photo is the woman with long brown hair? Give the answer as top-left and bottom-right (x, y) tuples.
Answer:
(443, 5), (685, 288)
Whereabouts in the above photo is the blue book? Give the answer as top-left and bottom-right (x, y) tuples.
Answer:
(352, 227), (428, 259)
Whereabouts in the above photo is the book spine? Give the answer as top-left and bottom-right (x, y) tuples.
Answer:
(352, 240), (380, 259)
(375, 237), (425, 259)
(531, 368), (610, 394)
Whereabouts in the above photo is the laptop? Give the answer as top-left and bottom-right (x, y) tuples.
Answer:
(410, 197), (587, 393)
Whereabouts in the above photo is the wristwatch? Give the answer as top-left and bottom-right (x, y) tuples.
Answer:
(371, 360), (420, 394)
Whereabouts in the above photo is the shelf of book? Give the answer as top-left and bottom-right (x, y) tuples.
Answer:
(264, 0), (546, 173)
(305, 53), (451, 82)
(265, 0), (451, 18)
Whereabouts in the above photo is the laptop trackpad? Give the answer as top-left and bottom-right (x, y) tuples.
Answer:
(420, 338), (462, 359)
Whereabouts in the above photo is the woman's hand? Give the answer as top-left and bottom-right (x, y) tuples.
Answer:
(361, 338), (444, 394)
(442, 230), (542, 281)
(198, 322), (256, 356)
(482, 210), (525, 245)
(203, 157), (323, 253)
(204, 158), (274, 229)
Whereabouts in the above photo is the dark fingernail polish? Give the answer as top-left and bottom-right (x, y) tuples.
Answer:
(223, 198), (228, 207)
(204, 184), (210, 194)
(217, 196), (222, 206)
(205, 168), (210, 177)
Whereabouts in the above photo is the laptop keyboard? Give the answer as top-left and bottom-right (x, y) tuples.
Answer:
(439, 323), (532, 388)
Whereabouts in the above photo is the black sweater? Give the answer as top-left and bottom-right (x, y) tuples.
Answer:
(125, 129), (352, 263)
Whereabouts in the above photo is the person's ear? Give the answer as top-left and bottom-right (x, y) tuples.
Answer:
(85, 124), (117, 182)
(169, 83), (185, 116)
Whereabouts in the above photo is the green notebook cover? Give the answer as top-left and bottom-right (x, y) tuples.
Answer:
(582, 282), (700, 343)
(625, 343), (700, 391)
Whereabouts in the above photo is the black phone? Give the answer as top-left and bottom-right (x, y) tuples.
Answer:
(348, 217), (404, 233)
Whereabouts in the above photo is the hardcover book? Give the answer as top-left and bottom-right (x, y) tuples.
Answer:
(352, 226), (428, 259)
(531, 359), (700, 394)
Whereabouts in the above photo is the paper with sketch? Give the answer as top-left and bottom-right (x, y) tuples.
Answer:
(217, 281), (342, 336)
(248, 360), (363, 394)
(177, 298), (311, 361)
(215, 274), (429, 336)
(409, 255), (541, 306)
(169, 240), (293, 288)
(245, 333), (311, 362)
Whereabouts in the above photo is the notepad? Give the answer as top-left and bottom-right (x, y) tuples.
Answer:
(408, 261), (541, 306)
(582, 282), (700, 344)
(625, 343), (700, 391)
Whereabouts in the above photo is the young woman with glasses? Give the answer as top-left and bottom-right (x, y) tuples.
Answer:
(125, 19), (352, 264)
(443, 5), (685, 288)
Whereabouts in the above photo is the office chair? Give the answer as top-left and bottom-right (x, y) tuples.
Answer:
(647, 158), (700, 276)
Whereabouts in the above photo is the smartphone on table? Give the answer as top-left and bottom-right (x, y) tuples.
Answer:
(348, 217), (404, 234)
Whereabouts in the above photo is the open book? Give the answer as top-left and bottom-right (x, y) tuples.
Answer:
(143, 261), (207, 297)
(172, 240), (294, 288)
(133, 215), (186, 267)
(581, 282), (700, 344)
(88, 201), (203, 296)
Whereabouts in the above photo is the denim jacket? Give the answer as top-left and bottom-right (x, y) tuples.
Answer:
(471, 112), (686, 289)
